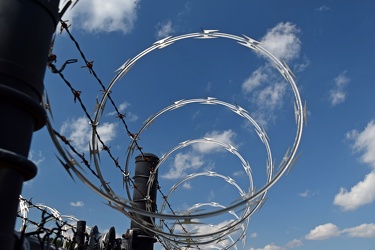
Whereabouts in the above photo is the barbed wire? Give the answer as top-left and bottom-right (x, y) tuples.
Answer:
(17, 197), (80, 249)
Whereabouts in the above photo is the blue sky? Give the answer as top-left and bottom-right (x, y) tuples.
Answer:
(19, 0), (375, 249)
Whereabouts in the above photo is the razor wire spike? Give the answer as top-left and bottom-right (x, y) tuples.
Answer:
(237, 40), (259, 51)
(278, 146), (291, 171)
(118, 61), (135, 80)
(227, 144), (236, 153)
(303, 100), (308, 127)
(173, 99), (185, 105)
(225, 176), (235, 185)
(115, 59), (130, 72)
(242, 34), (261, 45)
(243, 161), (252, 173)
(197, 29), (219, 39)
(153, 36), (173, 45)
(211, 202), (220, 207)
(236, 104), (248, 114)
(294, 101), (299, 125)
(206, 171), (216, 176)
(287, 152), (302, 175)
(273, 62), (289, 81)
(180, 140), (189, 147)
(172, 100), (187, 109)
(56, 155), (74, 180)
(157, 41), (175, 49)
(206, 96), (217, 101)
(282, 59), (296, 79)
(261, 127), (270, 142)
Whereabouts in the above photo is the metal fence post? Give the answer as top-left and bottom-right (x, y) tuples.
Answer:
(0, 0), (60, 248)
(130, 153), (159, 250)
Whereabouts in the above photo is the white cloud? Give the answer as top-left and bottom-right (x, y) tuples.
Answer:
(252, 244), (285, 250)
(182, 182), (192, 190)
(285, 239), (303, 248)
(347, 120), (375, 168)
(256, 82), (287, 110)
(306, 223), (375, 241)
(341, 223), (375, 238)
(155, 20), (175, 39)
(61, 0), (139, 33)
(242, 22), (301, 126)
(192, 129), (238, 154)
(329, 71), (350, 106)
(294, 57), (310, 73)
(298, 189), (317, 198)
(260, 22), (301, 62)
(334, 120), (375, 210)
(315, 5), (330, 11)
(28, 150), (45, 166)
(60, 116), (117, 152)
(333, 171), (375, 211)
(305, 223), (340, 240)
(233, 170), (244, 177)
(242, 66), (269, 93)
(250, 232), (258, 238)
(70, 201), (84, 207)
(162, 152), (204, 179)
(161, 130), (237, 180)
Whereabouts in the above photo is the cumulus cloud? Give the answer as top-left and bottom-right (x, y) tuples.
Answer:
(285, 239), (303, 248)
(341, 223), (375, 238)
(162, 130), (238, 181)
(334, 120), (375, 210)
(250, 244), (285, 250)
(260, 22), (301, 62)
(333, 171), (375, 211)
(60, 116), (117, 152)
(70, 201), (84, 207)
(241, 22), (302, 126)
(347, 120), (375, 167)
(155, 20), (175, 39)
(242, 66), (269, 93)
(60, 0), (139, 33)
(305, 223), (340, 240)
(192, 129), (238, 154)
(182, 182), (192, 190)
(256, 82), (287, 109)
(329, 71), (350, 106)
(162, 152), (204, 179)
(306, 223), (375, 240)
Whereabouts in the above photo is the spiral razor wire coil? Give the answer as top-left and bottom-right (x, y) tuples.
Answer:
(45, 29), (304, 249)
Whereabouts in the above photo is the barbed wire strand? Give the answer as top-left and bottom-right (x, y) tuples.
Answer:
(51, 21), (191, 249)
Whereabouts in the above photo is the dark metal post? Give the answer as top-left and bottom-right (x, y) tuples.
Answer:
(0, 0), (60, 249)
(130, 153), (159, 250)
(75, 220), (86, 250)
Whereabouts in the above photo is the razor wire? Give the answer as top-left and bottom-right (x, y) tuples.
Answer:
(45, 24), (305, 249)
(17, 196), (83, 249)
